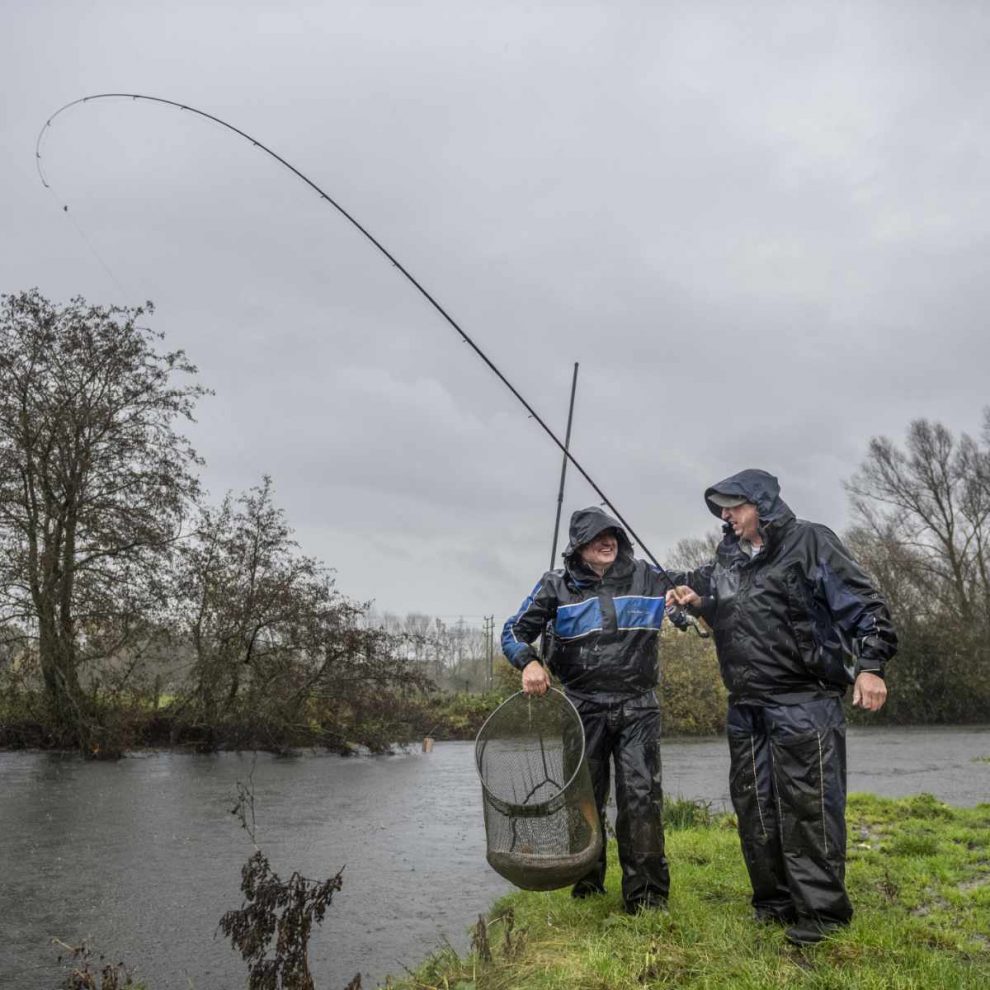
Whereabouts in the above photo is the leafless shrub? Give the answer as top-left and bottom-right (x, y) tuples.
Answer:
(51, 939), (138, 990)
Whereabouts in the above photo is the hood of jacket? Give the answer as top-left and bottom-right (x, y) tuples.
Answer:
(705, 468), (795, 552)
(563, 506), (633, 557)
(562, 506), (634, 581)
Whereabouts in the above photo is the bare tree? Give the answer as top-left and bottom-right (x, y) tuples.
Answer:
(846, 415), (990, 625)
(666, 530), (723, 572)
(0, 290), (207, 744)
(845, 413), (990, 720)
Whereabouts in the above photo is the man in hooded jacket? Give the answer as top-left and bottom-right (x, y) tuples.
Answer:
(667, 469), (897, 945)
(502, 506), (670, 914)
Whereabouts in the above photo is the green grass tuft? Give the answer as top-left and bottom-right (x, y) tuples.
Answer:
(664, 796), (717, 830)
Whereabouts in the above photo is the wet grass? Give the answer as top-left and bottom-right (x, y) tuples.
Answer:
(662, 795), (717, 830)
(394, 794), (990, 990)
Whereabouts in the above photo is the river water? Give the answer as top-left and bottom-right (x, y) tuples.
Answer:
(1, 725), (988, 990)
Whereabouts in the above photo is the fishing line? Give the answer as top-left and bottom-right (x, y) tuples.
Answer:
(37, 169), (131, 298)
(36, 92), (691, 601)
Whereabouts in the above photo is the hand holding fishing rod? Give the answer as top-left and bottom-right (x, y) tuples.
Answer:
(665, 585), (706, 626)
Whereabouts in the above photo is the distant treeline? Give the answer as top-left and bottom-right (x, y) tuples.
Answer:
(0, 290), (986, 757)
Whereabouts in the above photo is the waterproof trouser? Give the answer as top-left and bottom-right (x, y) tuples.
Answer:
(571, 691), (669, 908)
(727, 697), (852, 926)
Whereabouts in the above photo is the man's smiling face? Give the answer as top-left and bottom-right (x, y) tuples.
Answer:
(579, 530), (619, 573)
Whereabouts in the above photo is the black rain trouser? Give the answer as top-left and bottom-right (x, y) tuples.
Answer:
(727, 697), (852, 926)
(571, 691), (669, 908)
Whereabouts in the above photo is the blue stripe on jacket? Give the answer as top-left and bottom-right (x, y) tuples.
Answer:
(554, 597), (603, 640)
(613, 595), (666, 632)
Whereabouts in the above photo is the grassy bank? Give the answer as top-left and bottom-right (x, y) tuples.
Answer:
(397, 794), (990, 990)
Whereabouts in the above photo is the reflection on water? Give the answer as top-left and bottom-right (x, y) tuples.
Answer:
(0, 726), (987, 989)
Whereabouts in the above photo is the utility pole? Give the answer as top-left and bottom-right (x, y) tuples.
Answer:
(485, 614), (495, 691)
(456, 616), (465, 691)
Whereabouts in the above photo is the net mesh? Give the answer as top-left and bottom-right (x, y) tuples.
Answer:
(475, 688), (602, 891)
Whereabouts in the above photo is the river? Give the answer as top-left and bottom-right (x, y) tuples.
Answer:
(1, 724), (988, 989)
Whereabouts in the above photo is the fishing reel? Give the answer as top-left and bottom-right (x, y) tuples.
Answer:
(665, 603), (710, 638)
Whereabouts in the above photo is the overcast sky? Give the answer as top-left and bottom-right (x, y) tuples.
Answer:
(3, 1), (989, 626)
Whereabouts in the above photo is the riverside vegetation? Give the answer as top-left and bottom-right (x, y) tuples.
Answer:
(0, 589), (729, 756)
(396, 794), (990, 990)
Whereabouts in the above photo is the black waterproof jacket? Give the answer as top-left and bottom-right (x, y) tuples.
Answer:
(502, 507), (668, 702)
(673, 469), (897, 705)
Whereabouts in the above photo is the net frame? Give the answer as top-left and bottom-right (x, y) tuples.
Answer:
(475, 689), (585, 811)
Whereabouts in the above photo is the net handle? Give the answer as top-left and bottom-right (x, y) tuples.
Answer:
(473, 687), (587, 806)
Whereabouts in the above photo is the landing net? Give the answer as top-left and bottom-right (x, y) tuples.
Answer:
(475, 688), (602, 891)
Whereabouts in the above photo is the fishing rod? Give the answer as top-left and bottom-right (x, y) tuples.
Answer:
(549, 362), (579, 571)
(35, 93), (704, 632)
(540, 363), (579, 668)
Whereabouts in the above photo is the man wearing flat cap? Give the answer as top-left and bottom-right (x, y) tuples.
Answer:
(667, 468), (897, 946)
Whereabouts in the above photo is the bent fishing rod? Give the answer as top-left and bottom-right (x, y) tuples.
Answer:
(36, 93), (703, 629)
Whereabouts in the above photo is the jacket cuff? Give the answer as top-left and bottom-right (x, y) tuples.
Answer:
(855, 660), (885, 679)
(687, 597), (715, 622)
(510, 645), (537, 670)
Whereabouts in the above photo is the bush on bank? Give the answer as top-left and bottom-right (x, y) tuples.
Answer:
(396, 793), (990, 990)
(0, 686), (448, 756)
(657, 624), (727, 736)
